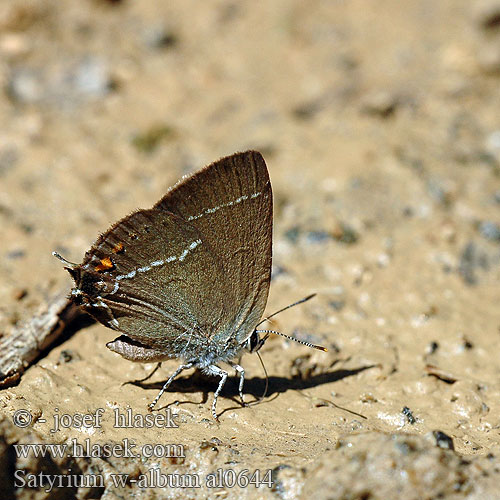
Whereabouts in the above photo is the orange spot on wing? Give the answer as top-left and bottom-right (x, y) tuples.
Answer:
(112, 242), (124, 254)
(95, 257), (115, 272)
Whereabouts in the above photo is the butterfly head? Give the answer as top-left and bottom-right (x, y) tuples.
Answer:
(246, 327), (327, 353)
(245, 330), (270, 353)
(52, 251), (108, 307)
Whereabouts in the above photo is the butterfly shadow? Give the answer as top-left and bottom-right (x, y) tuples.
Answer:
(129, 364), (376, 416)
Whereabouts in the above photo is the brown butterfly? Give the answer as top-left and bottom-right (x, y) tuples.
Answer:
(54, 151), (325, 419)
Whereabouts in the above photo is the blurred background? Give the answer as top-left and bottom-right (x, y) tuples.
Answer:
(2, 0), (500, 498)
(2, 0), (499, 323)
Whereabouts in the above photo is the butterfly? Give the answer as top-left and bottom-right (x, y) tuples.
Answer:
(54, 151), (325, 419)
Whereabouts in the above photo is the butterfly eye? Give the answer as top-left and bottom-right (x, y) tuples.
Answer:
(247, 331), (261, 352)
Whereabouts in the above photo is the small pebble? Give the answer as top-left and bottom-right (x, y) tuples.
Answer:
(292, 98), (323, 121)
(74, 57), (114, 98)
(479, 221), (500, 241)
(360, 90), (399, 118)
(58, 350), (80, 364)
(433, 430), (454, 450)
(402, 406), (416, 424)
(328, 300), (345, 311)
(426, 341), (439, 354)
(13, 288), (27, 301)
(6, 248), (25, 259)
(131, 124), (175, 154)
(427, 178), (454, 207)
(463, 337), (474, 350)
(284, 226), (300, 244)
(331, 222), (359, 245)
(306, 230), (331, 244)
(458, 241), (489, 285)
(144, 25), (178, 49)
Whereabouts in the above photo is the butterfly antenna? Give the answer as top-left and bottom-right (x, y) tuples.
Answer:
(256, 329), (327, 352)
(256, 293), (316, 327)
(52, 251), (78, 268)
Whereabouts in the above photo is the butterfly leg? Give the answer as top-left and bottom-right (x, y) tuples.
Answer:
(125, 362), (162, 386)
(148, 362), (193, 412)
(229, 362), (246, 406)
(207, 365), (228, 420)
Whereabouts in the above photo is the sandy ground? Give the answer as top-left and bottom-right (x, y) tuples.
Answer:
(1, 0), (500, 498)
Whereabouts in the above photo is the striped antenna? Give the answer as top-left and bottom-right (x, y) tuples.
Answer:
(255, 329), (327, 352)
